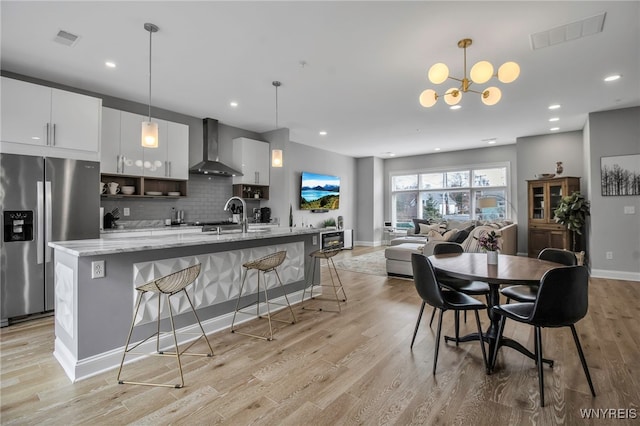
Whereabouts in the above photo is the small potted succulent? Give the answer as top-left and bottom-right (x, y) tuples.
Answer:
(322, 217), (337, 229)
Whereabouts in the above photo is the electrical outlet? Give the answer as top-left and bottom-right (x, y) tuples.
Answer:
(312, 235), (318, 245)
(123, 207), (130, 216)
(92, 260), (105, 278)
(606, 251), (613, 260)
(624, 206), (635, 214)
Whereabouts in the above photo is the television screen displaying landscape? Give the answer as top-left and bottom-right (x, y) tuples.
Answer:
(300, 171), (340, 210)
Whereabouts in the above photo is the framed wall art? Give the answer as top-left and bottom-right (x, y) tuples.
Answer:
(600, 154), (640, 196)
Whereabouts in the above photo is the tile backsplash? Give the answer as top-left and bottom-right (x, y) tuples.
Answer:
(101, 174), (258, 224)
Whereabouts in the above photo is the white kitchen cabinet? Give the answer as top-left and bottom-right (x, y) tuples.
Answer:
(119, 111), (145, 175)
(100, 108), (188, 179)
(166, 121), (189, 179)
(232, 137), (270, 185)
(1, 77), (101, 153)
(100, 107), (121, 173)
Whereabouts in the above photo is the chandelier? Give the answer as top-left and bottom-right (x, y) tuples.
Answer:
(419, 38), (520, 107)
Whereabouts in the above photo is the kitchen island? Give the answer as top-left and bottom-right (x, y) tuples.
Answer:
(49, 227), (323, 382)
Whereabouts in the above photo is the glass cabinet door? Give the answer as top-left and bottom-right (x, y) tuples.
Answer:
(548, 183), (564, 215)
(529, 183), (546, 222)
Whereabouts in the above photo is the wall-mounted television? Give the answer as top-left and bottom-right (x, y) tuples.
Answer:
(300, 171), (340, 211)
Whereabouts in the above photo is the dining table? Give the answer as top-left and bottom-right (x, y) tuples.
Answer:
(428, 252), (564, 371)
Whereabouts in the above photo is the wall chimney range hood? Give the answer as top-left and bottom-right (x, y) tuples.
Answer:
(189, 118), (243, 176)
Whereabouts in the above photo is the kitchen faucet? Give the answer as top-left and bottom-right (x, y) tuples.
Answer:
(224, 196), (248, 233)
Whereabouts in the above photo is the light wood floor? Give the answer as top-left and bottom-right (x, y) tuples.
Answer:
(1, 247), (639, 425)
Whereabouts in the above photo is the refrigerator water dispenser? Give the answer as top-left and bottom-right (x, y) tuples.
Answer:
(4, 211), (34, 242)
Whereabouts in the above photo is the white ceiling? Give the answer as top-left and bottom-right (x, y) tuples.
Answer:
(2, 1), (638, 158)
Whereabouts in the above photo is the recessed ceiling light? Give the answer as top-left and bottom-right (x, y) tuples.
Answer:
(548, 104), (561, 110)
(450, 105), (461, 110)
(549, 117), (559, 122)
(31, 136), (41, 140)
(105, 61), (116, 68)
(230, 101), (238, 108)
(604, 74), (621, 82)
(550, 127), (560, 131)
(319, 131), (327, 136)
(434, 147), (441, 151)
(488, 140), (497, 145)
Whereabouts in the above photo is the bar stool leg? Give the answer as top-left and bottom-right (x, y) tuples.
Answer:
(231, 269), (249, 334)
(182, 289), (214, 356)
(166, 295), (185, 388)
(303, 252), (347, 313)
(117, 291), (144, 384)
(301, 254), (318, 308)
(274, 269), (297, 324)
(328, 257), (347, 302)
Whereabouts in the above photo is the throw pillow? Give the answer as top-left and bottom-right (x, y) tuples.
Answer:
(412, 218), (431, 234)
(419, 223), (446, 235)
(428, 228), (457, 241)
(452, 228), (470, 243)
(446, 228), (461, 242)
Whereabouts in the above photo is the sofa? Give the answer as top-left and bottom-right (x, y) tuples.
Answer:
(385, 220), (517, 278)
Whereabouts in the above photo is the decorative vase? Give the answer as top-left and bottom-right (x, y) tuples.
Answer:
(487, 250), (499, 265)
(556, 161), (564, 175)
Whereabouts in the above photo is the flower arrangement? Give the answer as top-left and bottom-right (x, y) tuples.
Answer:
(476, 230), (501, 252)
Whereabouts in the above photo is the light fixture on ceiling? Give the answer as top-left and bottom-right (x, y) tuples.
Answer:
(271, 81), (283, 168)
(419, 38), (520, 108)
(141, 23), (159, 148)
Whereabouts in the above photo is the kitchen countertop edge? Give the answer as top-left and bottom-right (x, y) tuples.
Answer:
(50, 227), (324, 257)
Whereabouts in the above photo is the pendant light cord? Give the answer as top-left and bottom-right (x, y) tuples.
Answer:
(148, 26), (152, 121)
(272, 81), (281, 129)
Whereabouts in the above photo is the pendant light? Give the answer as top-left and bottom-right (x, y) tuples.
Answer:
(141, 23), (159, 148)
(271, 81), (283, 167)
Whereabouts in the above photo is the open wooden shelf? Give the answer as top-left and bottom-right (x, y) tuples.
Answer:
(101, 174), (187, 198)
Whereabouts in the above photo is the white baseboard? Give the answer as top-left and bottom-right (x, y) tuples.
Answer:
(54, 288), (314, 382)
(590, 269), (640, 282)
(355, 240), (380, 247)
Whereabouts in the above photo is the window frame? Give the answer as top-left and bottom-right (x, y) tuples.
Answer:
(390, 162), (511, 229)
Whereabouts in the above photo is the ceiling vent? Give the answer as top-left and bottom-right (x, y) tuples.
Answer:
(530, 12), (606, 50)
(54, 30), (80, 47)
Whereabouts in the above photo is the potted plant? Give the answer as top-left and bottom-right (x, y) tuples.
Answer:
(476, 230), (502, 264)
(322, 217), (337, 229)
(553, 191), (590, 252)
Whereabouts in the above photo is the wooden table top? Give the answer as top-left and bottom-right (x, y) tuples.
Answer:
(428, 252), (563, 285)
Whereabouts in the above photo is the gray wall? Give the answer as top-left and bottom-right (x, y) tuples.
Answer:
(280, 141), (357, 231)
(515, 131), (584, 254)
(586, 106), (640, 279)
(355, 157), (384, 245)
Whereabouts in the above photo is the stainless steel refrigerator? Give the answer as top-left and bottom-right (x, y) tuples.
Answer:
(1, 153), (100, 325)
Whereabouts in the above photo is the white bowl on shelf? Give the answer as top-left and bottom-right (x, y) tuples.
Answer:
(121, 186), (135, 195)
(167, 191), (181, 196)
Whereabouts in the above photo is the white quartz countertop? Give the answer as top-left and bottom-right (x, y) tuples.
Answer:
(50, 227), (324, 257)
(101, 225), (203, 234)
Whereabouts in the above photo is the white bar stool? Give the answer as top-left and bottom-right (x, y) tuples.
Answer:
(231, 250), (296, 341)
(117, 263), (213, 388)
(302, 248), (348, 312)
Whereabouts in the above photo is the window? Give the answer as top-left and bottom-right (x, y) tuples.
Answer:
(391, 165), (510, 228)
